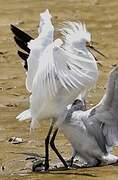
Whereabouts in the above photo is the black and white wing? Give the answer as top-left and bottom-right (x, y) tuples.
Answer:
(10, 24), (33, 70)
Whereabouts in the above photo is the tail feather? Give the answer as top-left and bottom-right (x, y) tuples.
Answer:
(16, 109), (31, 121)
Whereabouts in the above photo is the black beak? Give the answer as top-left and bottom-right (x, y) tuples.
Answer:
(86, 42), (107, 59)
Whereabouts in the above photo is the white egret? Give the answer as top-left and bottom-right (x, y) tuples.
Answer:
(16, 18), (99, 171)
(59, 66), (118, 167)
(11, 15), (69, 170)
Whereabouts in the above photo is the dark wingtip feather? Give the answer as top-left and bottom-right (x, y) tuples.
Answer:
(14, 36), (30, 53)
(18, 51), (28, 70)
(18, 50), (29, 61)
(10, 24), (33, 42)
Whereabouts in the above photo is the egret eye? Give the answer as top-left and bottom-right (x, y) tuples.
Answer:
(86, 41), (91, 47)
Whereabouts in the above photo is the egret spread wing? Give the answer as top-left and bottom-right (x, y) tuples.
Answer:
(54, 45), (98, 91)
(30, 21), (99, 121)
(56, 21), (98, 93)
(26, 9), (54, 92)
(18, 21), (99, 128)
(31, 36), (98, 110)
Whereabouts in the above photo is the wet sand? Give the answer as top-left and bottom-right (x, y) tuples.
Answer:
(0, 0), (118, 179)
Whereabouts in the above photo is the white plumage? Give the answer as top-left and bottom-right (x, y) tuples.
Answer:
(17, 16), (98, 130)
(26, 9), (54, 92)
(60, 66), (118, 167)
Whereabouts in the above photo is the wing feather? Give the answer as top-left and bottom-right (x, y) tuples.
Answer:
(26, 9), (54, 92)
(89, 66), (118, 150)
(32, 36), (98, 103)
(26, 21), (99, 127)
(54, 46), (98, 91)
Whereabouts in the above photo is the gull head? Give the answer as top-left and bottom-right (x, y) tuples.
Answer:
(71, 99), (86, 111)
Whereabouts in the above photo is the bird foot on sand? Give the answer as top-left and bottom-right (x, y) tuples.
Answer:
(32, 159), (46, 172)
(24, 152), (46, 172)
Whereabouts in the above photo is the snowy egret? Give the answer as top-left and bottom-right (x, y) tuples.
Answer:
(11, 14), (69, 170)
(15, 18), (100, 170)
(59, 66), (118, 167)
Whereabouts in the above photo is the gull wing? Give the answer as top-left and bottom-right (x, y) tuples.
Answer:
(85, 116), (108, 154)
(89, 66), (118, 149)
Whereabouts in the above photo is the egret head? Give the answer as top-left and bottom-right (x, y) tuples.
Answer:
(61, 22), (91, 49)
(61, 21), (107, 58)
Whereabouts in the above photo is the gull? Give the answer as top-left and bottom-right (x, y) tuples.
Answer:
(15, 18), (100, 171)
(59, 66), (118, 167)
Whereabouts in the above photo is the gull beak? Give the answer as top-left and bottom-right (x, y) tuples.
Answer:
(86, 41), (107, 59)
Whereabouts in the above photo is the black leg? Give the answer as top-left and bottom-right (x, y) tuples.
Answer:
(95, 158), (101, 167)
(70, 156), (75, 167)
(45, 120), (55, 171)
(67, 150), (77, 167)
(50, 128), (68, 168)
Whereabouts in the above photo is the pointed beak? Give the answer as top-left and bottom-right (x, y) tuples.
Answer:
(86, 42), (107, 59)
